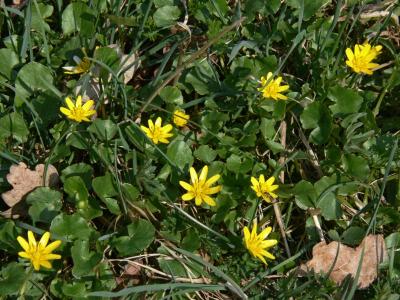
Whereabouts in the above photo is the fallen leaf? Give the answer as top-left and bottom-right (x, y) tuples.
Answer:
(1, 162), (59, 217)
(299, 234), (387, 288)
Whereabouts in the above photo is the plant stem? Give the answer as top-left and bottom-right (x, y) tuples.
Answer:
(272, 200), (291, 257)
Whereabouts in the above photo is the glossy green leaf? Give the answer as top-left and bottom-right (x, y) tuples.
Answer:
(26, 187), (62, 224)
(71, 239), (102, 278)
(50, 213), (93, 241)
(0, 112), (29, 143)
(153, 5), (181, 27)
(328, 86), (363, 116)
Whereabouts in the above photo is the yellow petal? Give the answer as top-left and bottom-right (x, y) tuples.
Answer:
(259, 227), (272, 239)
(28, 231), (37, 248)
(195, 196), (202, 206)
(259, 175), (265, 184)
(189, 167), (198, 183)
(43, 240), (61, 254)
(205, 186), (221, 195)
(82, 100), (94, 110)
(41, 253), (61, 260)
(155, 117), (162, 128)
(199, 165), (208, 183)
(39, 232), (50, 248)
(251, 177), (259, 187)
(17, 236), (30, 252)
(18, 251), (31, 259)
(66, 97), (75, 110)
(60, 107), (72, 116)
(205, 174), (220, 186)
(40, 260), (52, 269)
(179, 180), (193, 191)
(243, 226), (250, 242)
(202, 195), (216, 206)
(148, 119), (154, 131)
(76, 96), (82, 107)
(261, 239), (278, 248)
(33, 260), (41, 271)
(266, 176), (275, 186)
(162, 124), (173, 133)
(345, 48), (354, 60)
(182, 193), (195, 201)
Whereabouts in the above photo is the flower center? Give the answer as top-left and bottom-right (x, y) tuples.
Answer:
(70, 107), (87, 121)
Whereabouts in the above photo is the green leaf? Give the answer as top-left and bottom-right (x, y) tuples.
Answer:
(62, 282), (87, 298)
(31, 3), (53, 32)
(63, 176), (89, 202)
(182, 229), (201, 251)
(342, 226), (365, 246)
(328, 86), (363, 116)
(293, 180), (317, 209)
(0, 220), (18, 251)
(342, 154), (370, 180)
(260, 118), (276, 140)
(71, 239), (102, 278)
(167, 140), (194, 170)
(93, 47), (121, 81)
(314, 176), (342, 220)
(15, 62), (60, 106)
(153, 5), (181, 27)
(0, 112), (29, 143)
(194, 145), (217, 163)
(26, 187), (62, 224)
(0, 48), (19, 81)
(92, 173), (118, 199)
(62, 2), (96, 36)
(159, 86), (183, 105)
(61, 163), (93, 187)
(88, 119), (118, 141)
(121, 183), (140, 202)
(92, 173), (121, 214)
(50, 213), (93, 242)
(300, 101), (332, 144)
(226, 153), (253, 174)
(0, 263), (26, 296)
(112, 219), (155, 256)
(287, 0), (330, 20)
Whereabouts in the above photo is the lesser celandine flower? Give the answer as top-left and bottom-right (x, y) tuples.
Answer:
(250, 175), (278, 203)
(60, 96), (96, 123)
(258, 72), (289, 100)
(17, 231), (62, 271)
(243, 222), (277, 264)
(141, 117), (173, 144)
(179, 166), (222, 206)
(345, 42), (382, 75)
(63, 49), (91, 75)
(173, 110), (189, 127)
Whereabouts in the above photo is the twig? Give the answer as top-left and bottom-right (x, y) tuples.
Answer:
(273, 120), (291, 257)
(272, 200), (291, 257)
(309, 209), (325, 243)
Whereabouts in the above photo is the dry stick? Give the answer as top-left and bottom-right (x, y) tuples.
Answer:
(135, 17), (246, 122)
(275, 120), (291, 257)
(310, 209), (325, 242)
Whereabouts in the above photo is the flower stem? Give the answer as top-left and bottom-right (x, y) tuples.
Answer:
(272, 200), (291, 257)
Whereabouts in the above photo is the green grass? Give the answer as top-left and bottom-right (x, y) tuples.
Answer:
(0, 0), (400, 298)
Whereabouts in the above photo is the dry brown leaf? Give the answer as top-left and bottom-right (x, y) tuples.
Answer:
(299, 234), (387, 289)
(1, 162), (59, 210)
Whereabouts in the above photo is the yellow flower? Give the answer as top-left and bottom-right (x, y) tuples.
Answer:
(173, 110), (190, 127)
(141, 117), (173, 144)
(60, 96), (96, 123)
(63, 56), (91, 74)
(179, 166), (222, 206)
(17, 231), (62, 271)
(250, 175), (278, 202)
(345, 42), (382, 75)
(258, 72), (289, 100)
(243, 222), (277, 264)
